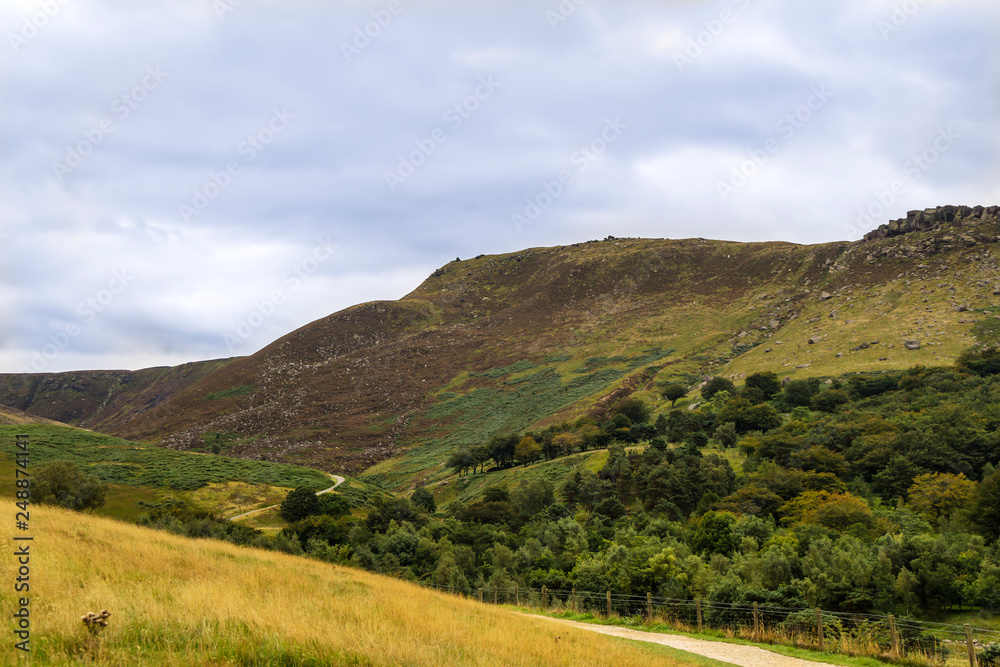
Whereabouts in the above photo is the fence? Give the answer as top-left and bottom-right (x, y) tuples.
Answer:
(421, 582), (1000, 667)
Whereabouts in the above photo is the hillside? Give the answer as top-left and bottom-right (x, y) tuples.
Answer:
(2, 205), (998, 484)
(0, 502), (703, 666)
(0, 405), (64, 426)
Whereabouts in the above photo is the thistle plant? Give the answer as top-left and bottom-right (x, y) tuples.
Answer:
(81, 609), (111, 637)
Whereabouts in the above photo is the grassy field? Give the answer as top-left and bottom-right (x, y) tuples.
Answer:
(0, 503), (711, 666)
(0, 424), (332, 491)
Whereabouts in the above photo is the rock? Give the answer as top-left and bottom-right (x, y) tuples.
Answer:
(824, 379), (833, 384)
(993, 287), (1000, 295)
(808, 336), (822, 345)
(820, 291), (833, 301)
(795, 364), (811, 369)
(836, 353), (843, 358)
(782, 376), (791, 386)
(953, 305), (969, 312)
(905, 340), (921, 350)
(852, 342), (870, 351)
(768, 319), (780, 329)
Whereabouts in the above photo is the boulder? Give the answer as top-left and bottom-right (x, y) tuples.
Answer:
(904, 340), (921, 350)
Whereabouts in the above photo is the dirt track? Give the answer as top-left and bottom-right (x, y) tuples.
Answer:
(535, 616), (837, 667)
(227, 474), (345, 521)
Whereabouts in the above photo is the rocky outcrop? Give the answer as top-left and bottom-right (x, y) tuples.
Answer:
(863, 205), (1000, 242)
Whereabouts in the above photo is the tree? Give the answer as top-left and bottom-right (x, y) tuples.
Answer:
(662, 383), (688, 406)
(486, 434), (518, 469)
(319, 494), (351, 517)
(719, 398), (781, 434)
(691, 511), (738, 556)
(702, 376), (735, 401)
(280, 486), (321, 522)
(33, 461), (106, 511)
(612, 397), (651, 424)
(447, 449), (475, 476)
(781, 490), (875, 533)
(973, 468), (1000, 542)
(473, 445), (493, 473)
(410, 486), (437, 513)
(784, 378), (819, 406)
(810, 389), (849, 413)
(714, 422), (738, 448)
(907, 472), (976, 523)
(551, 432), (580, 457)
(515, 436), (542, 466)
(789, 446), (848, 477)
(745, 371), (781, 399)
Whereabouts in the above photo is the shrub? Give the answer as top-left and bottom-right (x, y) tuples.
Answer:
(33, 461), (106, 511)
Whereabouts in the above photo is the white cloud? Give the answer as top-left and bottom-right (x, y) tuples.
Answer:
(1, 0), (998, 371)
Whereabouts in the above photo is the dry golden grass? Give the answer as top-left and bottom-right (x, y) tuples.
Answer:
(1, 503), (694, 666)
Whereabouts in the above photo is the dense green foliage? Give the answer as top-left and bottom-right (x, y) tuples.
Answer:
(277, 362), (1000, 617)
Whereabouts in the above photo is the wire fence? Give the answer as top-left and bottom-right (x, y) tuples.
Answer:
(419, 582), (1000, 667)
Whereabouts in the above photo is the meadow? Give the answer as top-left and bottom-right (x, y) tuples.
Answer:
(0, 424), (331, 491)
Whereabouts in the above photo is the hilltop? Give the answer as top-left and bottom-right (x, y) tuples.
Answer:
(2, 205), (998, 485)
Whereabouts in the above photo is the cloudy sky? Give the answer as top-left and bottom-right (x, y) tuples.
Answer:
(1, 0), (998, 373)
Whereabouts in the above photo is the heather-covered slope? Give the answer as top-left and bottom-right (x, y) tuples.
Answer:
(2, 206), (998, 479)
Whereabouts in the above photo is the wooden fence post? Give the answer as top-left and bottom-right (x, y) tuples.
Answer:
(572, 588), (576, 612)
(965, 624), (978, 667)
(889, 614), (901, 659)
(494, 587), (497, 605)
(478, 588), (483, 603)
(752, 602), (760, 641)
(696, 599), (703, 633)
(515, 585), (519, 606)
(607, 591), (612, 617)
(542, 586), (547, 609)
(817, 609), (824, 651)
(647, 593), (653, 624)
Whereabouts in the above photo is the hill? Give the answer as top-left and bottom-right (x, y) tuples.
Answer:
(0, 405), (64, 426)
(0, 502), (704, 666)
(2, 205), (998, 486)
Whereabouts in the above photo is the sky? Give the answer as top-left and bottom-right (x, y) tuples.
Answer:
(1, 0), (998, 374)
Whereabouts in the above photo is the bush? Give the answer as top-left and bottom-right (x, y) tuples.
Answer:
(957, 347), (1000, 376)
(981, 642), (1000, 667)
(33, 461), (106, 511)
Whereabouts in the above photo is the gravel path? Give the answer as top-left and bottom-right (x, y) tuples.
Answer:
(534, 616), (836, 667)
(227, 474), (345, 521)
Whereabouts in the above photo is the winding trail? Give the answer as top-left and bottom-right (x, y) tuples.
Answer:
(227, 474), (345, 521)
(532, 616), (837, 667)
